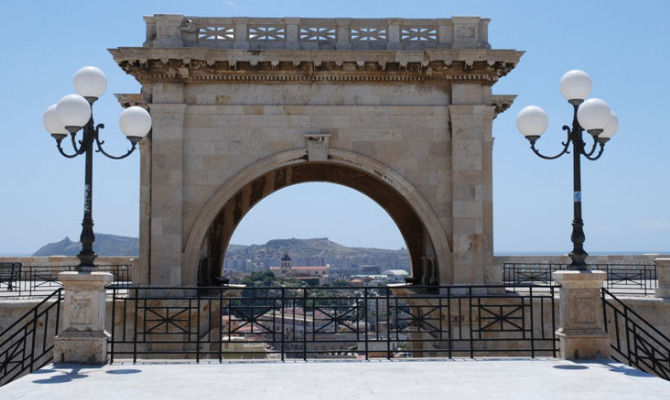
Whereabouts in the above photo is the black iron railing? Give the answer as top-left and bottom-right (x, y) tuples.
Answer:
(0, 289), (62, 387)
(504, 263), (657, 295)
(602, 288), (670, 380)
(0, 264), (130, 298)
(107, 285), (557, 362)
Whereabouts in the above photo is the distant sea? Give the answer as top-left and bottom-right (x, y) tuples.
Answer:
(0, 253), (31, 257)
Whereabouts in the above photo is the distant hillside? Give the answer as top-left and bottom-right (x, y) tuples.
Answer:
(32, 235), (410, 271)
(224, 237), (410, 272)
(33, 234), (139, 257)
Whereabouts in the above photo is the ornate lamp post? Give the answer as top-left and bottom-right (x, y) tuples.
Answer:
(42, 66), (151, 272)
(516, 70), (619, 271)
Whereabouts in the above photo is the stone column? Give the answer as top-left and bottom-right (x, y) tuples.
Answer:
(655, 258), (670, 298)
(553, 270), (610, 360)
(53, 272), (112, 364)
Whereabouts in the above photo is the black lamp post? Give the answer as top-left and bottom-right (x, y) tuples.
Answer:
(516, 70), (619, 271)
(43, 66), (152, 272)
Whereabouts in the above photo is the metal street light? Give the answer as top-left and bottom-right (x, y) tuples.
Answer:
(43, 66), (152, 272)
(516, 69), (619, 271)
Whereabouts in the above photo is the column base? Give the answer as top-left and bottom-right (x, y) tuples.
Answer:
(53, 330), (110, 364)
(557, 329), (610, 360)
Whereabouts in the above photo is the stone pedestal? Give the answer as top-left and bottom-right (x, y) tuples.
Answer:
(53, 271), (112, 364)
(655, 258), (670, 298)
(553, 270), (610, 360)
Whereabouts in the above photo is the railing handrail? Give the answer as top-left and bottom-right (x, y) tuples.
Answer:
(503, 263), (657, 295)
(503, 262), (655, 267)
(0, 288), (62, 387)
(602, 288), (670, 343)
(0, 289), (62, 338)
(107, 284), (557, 362)
(106, 284), (558, 290)
(0, 265), (131, 298)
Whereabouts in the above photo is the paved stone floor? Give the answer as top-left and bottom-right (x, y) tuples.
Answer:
(2, 358), (669, 399)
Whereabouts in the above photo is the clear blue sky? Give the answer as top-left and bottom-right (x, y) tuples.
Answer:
(1, 1), (668, 255)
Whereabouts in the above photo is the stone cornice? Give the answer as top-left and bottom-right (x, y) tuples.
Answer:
(114, 93), (144, 109)
(491, 94), (516, 118)
(109, 47), (523, 84)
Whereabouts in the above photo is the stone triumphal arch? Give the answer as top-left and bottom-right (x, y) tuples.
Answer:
(111, 15), (521, 287)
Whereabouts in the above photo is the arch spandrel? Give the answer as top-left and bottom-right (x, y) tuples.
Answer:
(182, 148), (451, 286)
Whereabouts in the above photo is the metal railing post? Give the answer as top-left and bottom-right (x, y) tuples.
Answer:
(364, 287), (369, 360)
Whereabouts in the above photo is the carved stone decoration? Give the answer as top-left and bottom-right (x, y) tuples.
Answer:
(400, 26), (438, 42)
(305, 134), (331, 161)
(110, 48), (521, 84)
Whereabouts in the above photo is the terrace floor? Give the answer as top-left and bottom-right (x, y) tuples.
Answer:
(2, 358), (668, 399)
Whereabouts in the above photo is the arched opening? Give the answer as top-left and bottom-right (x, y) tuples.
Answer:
(182, 150), (452, 287)
(220, 182), (411, 283)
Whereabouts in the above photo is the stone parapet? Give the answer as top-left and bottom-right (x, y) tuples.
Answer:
(655, 258), (670, 298)
(143, 15), (491, 50)
(553, 270), (610, 360)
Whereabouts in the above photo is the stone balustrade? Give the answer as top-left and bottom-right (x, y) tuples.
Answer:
(143, 15), (490, 50)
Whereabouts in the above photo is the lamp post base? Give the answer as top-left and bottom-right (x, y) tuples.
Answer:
(556, 329), (610, 360)
(553, 270), (610, 360)
(54, 271), (112, 364)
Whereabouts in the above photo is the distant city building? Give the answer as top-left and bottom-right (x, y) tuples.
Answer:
(269, 253), (329, 284)
(382, 269), (410, 283)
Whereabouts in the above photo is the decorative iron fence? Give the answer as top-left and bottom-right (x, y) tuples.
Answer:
(504, 263), (657, 295)
(0, 289), (62, 387)
(0, 263), (130, 298)
(107, 285), (557, 363)
(602, 288), (670, 380)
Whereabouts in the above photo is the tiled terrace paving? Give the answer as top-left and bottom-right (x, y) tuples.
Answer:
(2, 359), (669, 400)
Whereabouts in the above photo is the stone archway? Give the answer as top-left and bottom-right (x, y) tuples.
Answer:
(183, 148), (450, 286)
(111, 15), (521, 288)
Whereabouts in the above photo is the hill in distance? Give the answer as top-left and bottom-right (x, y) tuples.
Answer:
(224, 237), (410, 271)
(32, 235), (410, 271)
(33, 234), (139, 257)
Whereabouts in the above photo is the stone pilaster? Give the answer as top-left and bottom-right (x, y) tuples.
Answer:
(149, 83), (186, 286)
(448, 98), (495, 286)
(553, 270), (610, 360)
(53, 272), (112, 364)
(655, 258), (670, 298)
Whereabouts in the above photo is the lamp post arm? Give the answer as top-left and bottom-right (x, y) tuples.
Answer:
(69, 132), (86, 155)
(583, 142), (606, 161)
(56, 138), (82, 158)
(582, 133), (600, 158)
(92, 123), (139, 160)
(529, 128), (572, 160)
